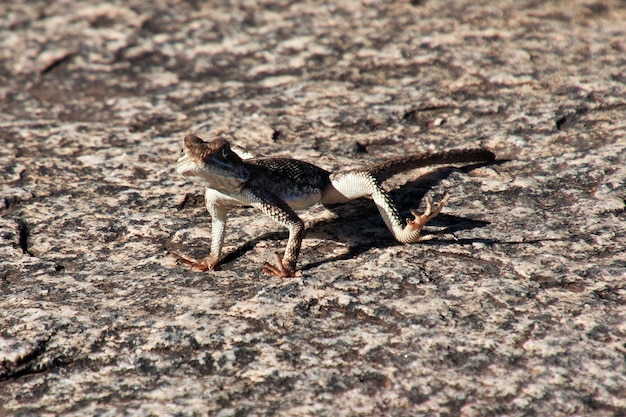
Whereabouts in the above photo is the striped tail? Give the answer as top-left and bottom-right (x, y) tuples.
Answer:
(366, 148), (496, 179)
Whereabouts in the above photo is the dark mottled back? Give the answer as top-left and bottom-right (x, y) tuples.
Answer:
(247, 158), (331, 199)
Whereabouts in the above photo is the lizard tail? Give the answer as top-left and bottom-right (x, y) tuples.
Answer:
(366, 148), (496, 180)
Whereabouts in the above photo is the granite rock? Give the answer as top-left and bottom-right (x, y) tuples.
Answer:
(1, 0), (625, 416)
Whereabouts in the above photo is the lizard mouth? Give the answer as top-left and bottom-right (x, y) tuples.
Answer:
(175, 152), (194, 176)
(176, 155), (246, 190)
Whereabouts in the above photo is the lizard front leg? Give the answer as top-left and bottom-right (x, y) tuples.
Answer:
(175, 187), (304, 276)
(173, 190), (229, 271)
(242, 188), (305, 278)
(322, 170), (448, 243)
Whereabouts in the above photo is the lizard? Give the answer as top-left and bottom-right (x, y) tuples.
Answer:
(174, 134), (496, 277)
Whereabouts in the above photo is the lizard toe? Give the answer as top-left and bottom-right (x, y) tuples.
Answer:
(262, 253), (299, 278)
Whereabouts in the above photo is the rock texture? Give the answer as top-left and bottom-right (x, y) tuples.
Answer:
(1, 0), (625, 416)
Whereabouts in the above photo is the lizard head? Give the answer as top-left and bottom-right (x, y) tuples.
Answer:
(177, 135), (248, 190)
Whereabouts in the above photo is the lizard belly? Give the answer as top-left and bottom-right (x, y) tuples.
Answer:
(283, 190), (322, 210)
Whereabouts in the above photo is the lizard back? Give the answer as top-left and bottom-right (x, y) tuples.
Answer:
(246, 158), (332, 208)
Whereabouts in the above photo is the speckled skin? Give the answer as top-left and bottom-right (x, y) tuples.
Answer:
(176, 135), (495, 276)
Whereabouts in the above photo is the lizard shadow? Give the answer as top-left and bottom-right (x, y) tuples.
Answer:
(223, 162), (499, 270)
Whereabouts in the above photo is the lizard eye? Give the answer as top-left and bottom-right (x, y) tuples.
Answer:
(212, 146), (234, 168)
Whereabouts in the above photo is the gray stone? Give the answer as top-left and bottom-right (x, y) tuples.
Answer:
(1, 0), (625, 415)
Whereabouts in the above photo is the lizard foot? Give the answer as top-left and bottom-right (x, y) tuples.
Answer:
(171, 252), (218, 272)
(405, 193), (450, 237)
(262, 253), (301, 278)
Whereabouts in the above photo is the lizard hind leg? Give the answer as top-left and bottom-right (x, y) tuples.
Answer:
(326, 170), (448, 244)
(403, 193), (450, 242)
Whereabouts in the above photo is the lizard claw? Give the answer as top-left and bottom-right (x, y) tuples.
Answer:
(262, 253), (301, 278)
(405, 193), (450, 234)
(171, 252), (218, 271)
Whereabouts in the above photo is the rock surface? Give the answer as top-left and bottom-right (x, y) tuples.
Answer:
(1, 0), (625, 416)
